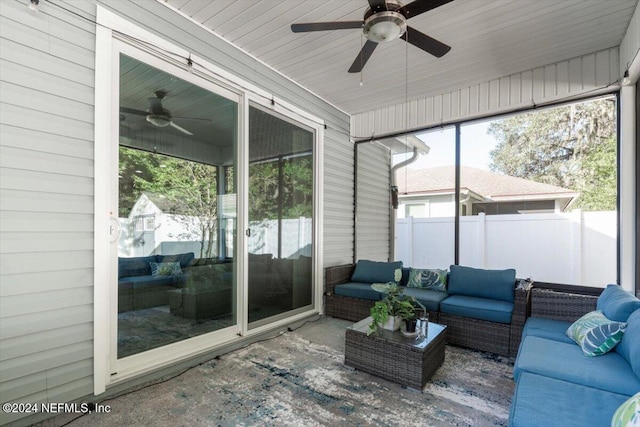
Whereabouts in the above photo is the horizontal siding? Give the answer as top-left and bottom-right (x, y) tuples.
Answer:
(356, 143), (390, 262)
(1, 1), (352, 426)
(352, 47), (621, 138)
(0, 1), (97, 425)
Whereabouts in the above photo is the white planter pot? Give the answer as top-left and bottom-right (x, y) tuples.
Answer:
(382, 315), (402, 332)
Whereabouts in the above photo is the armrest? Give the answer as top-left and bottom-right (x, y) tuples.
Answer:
(324, 264), (355, 295)
(530, 288), (597, 322)
(511, 281), (533, 326)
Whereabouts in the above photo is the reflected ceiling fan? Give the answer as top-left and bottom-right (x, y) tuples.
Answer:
(291, 0), (452, 73)
(120, 90), (209, 136)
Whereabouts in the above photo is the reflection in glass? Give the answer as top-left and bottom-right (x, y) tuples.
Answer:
(117, 54), (237, 358)
(248, 106), (314, 325)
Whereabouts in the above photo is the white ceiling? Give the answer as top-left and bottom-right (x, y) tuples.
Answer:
(165, 0), (638, 115)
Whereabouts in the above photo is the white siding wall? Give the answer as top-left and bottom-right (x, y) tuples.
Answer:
(0, 0), (352, 425)
(351, 47), (620, 138)
(356, 143), (391, 262)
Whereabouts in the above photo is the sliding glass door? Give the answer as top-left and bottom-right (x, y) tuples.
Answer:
(247, 105), (315, 327)
(117, 54), (239, 358)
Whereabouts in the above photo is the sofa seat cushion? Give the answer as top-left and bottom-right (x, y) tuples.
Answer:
(439, 295), (513, 324)
(119, 274), (186, 288)
(514, 336), (640, 396)
(510, 372), (629, 427)
(448, 265), (516, 302)
(522, 317), (573, 344)
(334, 282), (383, 301)
(402, 287), (449, 312)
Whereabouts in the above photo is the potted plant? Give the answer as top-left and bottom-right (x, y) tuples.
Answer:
(368, 283), (417, 335)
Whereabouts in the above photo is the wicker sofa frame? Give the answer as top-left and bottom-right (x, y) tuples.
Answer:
(324, 263), (531, 356)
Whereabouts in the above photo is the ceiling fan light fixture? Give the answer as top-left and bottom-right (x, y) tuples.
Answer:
(146, 114), (171, 127)
(363, 11), (407, 43)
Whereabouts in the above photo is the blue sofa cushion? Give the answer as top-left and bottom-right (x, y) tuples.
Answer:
(334, 282), (383, 301)
(510, 372), (629, 427)
(447, 265), (516, 302)
(118, 274), (186, 288)
(351, 260), (402, 284)
(522, 317), (574, 344)
(118, 255), (157, 279)
(514, 335), (640, 396)
(407, 268), (448, 291)
(440, 295), (513, 324)
(158, 252), (196, 269)
(566, 310), (627, 356)
(597, 284), (640, 322)
(615, 308), (640, 378)
(402, 287), (449, 312)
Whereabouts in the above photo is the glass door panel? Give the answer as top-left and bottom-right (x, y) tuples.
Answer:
(248, 105), (314, 326)
(117, 54), (238, 358)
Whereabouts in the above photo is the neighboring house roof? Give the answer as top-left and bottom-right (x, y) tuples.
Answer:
(396, 166), (578, 203)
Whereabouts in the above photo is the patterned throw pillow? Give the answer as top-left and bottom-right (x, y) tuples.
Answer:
(611, 392), (640, 427)
(566, 310), (627, 356)
(150, 261), (182, 277)
(407, 268), (447, 292)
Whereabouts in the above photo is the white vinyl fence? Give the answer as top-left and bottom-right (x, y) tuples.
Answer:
(395, 211), (616, 287)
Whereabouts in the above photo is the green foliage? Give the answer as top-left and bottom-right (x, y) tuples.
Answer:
(367, 284), (416, 335)
(488, 98), (617, 211)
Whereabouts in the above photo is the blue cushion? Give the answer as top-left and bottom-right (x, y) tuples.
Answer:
(439, 295), (513, 324)
(615, 308), (640, 377)
(350, 260), (402, 284)
(509, 372), (629, 427)
(522, 317), (574, 344)
(118, 256), (157, 278)
(334, 282), (383, 301)
(514, 336), (640, 396)
(447, 265), (516, 302)
(402, 287), (449, 312)
(597, 284), (640, 322)
(157, 252), (196, 269)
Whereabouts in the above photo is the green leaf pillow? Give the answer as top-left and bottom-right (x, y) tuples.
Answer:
(566, 310), (627, 357)
(611, 392), (639, 427)
(407, 268), (447, 292)
(150, 261), (182, 277)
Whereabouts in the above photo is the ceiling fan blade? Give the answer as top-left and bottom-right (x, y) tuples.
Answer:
(172, 116), (212, 122)
(401, 26), (451, 57)
(348, 40), (378, 73)
(120, 107), (148, 116)
(169, 121), (193, 136)
(291, 21), (363, 33)
(367, 0), (387, 12)
(398, 0), (454, 18)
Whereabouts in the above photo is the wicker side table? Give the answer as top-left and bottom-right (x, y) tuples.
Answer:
(345, 317), (447, 390)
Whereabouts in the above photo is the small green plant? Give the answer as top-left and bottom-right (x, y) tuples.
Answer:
(368, 283), (417, 335)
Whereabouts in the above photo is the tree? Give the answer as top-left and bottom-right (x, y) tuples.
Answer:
(488, 98), (617, 211)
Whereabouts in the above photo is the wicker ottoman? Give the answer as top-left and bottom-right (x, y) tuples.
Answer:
(345, 317), (447, 390)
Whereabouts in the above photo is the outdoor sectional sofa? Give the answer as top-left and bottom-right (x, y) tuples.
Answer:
(509, 285), (640, 427)
(324, 260), (531, 356)
(118, 252), (195, 312)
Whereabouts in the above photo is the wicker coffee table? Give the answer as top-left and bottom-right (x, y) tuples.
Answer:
(345, 317), (447, 390)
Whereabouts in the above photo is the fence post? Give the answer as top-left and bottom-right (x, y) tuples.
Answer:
(407, 216), (414, 266)
(571, 210), (583, 285)
(478, 213), (486, 268)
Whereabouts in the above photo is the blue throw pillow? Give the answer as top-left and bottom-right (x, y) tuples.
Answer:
(150, 261), (182, 277)
(407, 268), (447, 291)
(597, 284), (640, 322)
(566, 310), (627, 356)
(615, 309), (640, 378)
(447, 265), (516, 302)
(351, 260), (403, 284)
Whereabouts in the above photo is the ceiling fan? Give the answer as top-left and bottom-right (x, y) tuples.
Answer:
(120, 90), (208, 136)
(291, 0), (452, 73)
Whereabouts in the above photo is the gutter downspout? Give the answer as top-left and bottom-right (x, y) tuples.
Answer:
(389, 146), (419, 261)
